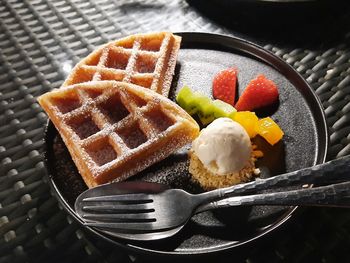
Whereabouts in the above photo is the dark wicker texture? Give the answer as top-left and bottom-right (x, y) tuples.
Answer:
(0, 0), (350, 262)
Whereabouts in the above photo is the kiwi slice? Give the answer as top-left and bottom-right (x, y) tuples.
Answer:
(176, 86), (237, 126)
(212, 100), (236, 118)
(176, 86), (197, 115)
(195, 94), (215, 125)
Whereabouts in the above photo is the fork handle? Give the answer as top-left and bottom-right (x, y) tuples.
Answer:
(195, 155), (350, 213)
(207, 181), (350, 209)
(219, 155), (350, 198)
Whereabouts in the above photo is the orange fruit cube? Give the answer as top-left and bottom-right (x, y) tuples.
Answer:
(255, 117), (284, 145)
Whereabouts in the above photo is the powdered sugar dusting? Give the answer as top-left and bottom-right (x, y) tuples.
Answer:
(50, 91), (81, 114)
(116, 122), (148, 149)
(67, 114), (100, 140)
(62, 32), (181, 97)
(85, 141), (118, 166)
(40, 80), (199, 187)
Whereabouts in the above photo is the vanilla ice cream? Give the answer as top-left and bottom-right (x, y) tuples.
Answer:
(192, 117), (252, 175)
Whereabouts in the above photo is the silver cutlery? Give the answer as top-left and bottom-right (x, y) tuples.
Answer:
(75, 155), (350, 240)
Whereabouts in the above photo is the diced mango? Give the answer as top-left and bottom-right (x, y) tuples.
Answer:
(255, 117), (284, 145)
(231, 111), (259, 138)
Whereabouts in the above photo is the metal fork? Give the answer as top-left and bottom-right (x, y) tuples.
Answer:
(75, 155), (350, 234)
(78, 181), (350, 232)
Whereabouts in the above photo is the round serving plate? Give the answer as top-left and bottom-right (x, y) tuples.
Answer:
(43, 32), (328, 256)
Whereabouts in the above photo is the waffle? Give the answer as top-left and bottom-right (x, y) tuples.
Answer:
(38, 81), (199, 188)
(62, 32), (181, 97)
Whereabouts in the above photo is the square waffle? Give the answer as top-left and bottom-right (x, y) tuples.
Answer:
(38, 81), (199, 188)
(63, 32), (181, 97)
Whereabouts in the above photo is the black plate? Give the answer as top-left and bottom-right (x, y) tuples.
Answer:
(44, 32), (328, 256)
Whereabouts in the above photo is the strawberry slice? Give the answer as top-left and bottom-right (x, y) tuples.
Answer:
(235, 74), (279, 111)
(212, 68), (237, 106)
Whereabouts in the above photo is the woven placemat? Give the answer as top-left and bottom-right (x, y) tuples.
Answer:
(0, 0), (350, 262)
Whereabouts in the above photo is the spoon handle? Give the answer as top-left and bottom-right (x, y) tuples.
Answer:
(196, 155), (350, 213)
(208, 181), (350, 209)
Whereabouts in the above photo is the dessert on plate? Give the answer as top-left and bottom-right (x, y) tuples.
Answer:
(189, 117), (259, 190)
(63, 32), (181, 97)
(177, 69), (283, 189)
(38, 81), (199, 188)
(38, 31), (284, 191)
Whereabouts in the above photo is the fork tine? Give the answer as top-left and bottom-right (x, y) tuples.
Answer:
(84, 221), (159, 231)
(82, 212), (155, 222)
(83, 193), (152, 203)
(82, 203), (154, 213)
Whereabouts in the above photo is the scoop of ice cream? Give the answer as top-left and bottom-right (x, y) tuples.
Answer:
(192, 117), (252, 175)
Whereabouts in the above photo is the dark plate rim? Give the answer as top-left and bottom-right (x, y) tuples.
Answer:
(43, 32), (329, 257)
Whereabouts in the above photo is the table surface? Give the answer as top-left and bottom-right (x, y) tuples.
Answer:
(1, 0), (350, 262)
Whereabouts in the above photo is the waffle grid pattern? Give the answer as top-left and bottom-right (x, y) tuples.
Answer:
(39, 81), (193, 187)
(62, 32), (181, 97)
(0, 0), (350, 262)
